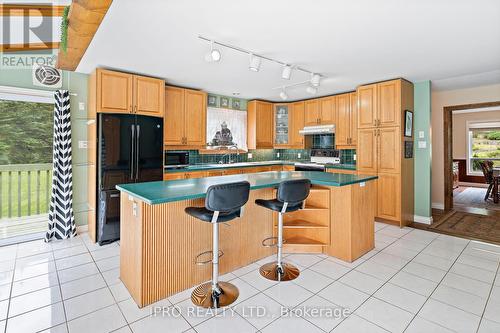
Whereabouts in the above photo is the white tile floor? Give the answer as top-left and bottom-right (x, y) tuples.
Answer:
(0, 223), (499, 333)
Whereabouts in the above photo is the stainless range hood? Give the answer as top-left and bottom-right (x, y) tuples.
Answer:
(299, 124), (335, 135)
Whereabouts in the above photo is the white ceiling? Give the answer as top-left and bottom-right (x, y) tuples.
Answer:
(76, 0), (500, 101)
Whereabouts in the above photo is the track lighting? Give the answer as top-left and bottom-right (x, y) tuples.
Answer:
(281, 64), (292, 80)
(205, 41), (221, 62)
(249, 54), (261, 72)
(310, 73), (321, 87)
(306, 86), (317, 94)
(279, 89), (288, 100)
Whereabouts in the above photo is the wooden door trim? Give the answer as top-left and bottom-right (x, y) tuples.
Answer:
(443, 101), (500, 211)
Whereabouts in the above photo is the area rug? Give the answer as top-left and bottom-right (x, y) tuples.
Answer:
(431, 211), (500, 243)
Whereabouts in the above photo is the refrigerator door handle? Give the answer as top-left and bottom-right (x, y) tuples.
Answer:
(130, 125), (135, 180)
(135, 124), (140, 180)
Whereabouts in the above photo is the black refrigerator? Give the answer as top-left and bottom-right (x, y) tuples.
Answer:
(97, 113), (163, 245)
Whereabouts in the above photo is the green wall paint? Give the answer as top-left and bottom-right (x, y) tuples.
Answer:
(207, 93), (248, 111)
(414, 81), (432, 219)
(0, 52), (89, 226)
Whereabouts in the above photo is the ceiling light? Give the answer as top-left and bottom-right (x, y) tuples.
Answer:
(306, 86), (317, 94)
(279, 89), (288, 100)
(281, 64), (292, 80)
(205, 41), (221, 62)
(310, 73), (321, 87)
(249, 54), (261, 72)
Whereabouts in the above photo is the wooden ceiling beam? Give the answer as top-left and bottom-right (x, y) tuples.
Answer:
(0, 4), (66, 16)
(56, 0), (113, 71)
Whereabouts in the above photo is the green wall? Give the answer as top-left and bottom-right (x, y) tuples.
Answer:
(0, 52), (89, 226)
(413, 81), (432, 219)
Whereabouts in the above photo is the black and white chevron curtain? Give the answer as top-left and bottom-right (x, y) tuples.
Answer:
(45, 90), (76, 242)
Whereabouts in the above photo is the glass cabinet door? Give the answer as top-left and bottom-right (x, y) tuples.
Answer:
(274, 104), (289, 145)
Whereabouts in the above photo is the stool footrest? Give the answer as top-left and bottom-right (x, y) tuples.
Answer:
(194, 250), (224, 265)
(261, 237), (287, 247)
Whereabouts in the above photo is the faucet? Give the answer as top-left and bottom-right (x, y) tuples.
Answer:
(218, 144), (240, 164)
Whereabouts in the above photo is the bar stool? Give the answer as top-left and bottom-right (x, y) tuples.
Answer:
(185, 181), (250, 308)
(255, 179), (311, 281)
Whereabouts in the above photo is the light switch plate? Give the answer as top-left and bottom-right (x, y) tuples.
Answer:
(298, 153), (301, 159)
(419, 131), (425, 139)
(78, 102), (85, 111)
(248, 153), (253, 159)
(418, 141), (427, 149)
(78, 141), (88, 149)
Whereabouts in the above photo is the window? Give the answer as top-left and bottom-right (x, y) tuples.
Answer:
(467, 122), (500, 175)
(206, 107), (247, 150)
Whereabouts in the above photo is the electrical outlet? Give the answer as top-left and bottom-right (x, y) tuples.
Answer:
(419, 131), (425, 139)
(353, 154), (357, 161)
(78, 140), (88, 149)
(276, 152), (280, 158)
(418, 141), (427, 149)
(79, 102), (85, 111)
(248, 153), (253, 159)
(297, 153), (301, 159)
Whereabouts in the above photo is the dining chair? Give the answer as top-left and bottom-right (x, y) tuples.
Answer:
(479, 160), (494, 201)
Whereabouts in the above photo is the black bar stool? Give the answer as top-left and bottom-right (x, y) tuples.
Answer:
(185, 181), (250, 308)
(255, 179), (311, 281)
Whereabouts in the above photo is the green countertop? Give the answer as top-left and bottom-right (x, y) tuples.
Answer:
(164, 160), (357, 172)
(117, 171), (377, 205)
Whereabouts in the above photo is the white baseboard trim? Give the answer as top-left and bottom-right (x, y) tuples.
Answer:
(413, 215), (433, 225)
(76, 225), (88, 234)
(432, 203), (445, 210)
(458, 182), (488, 188)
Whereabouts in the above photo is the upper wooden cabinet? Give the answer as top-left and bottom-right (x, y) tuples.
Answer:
(248, 100), (274, 149)
(304, 96), (336, 126)
(164, 86), (206, 147)
(91, 68), (164, 117)
(349, 92), (358, 146)
(357, 79), (402, 129)
(290, 101), (305, 148)
(334, 93), (358, 148)
(274, 104), (291, 148)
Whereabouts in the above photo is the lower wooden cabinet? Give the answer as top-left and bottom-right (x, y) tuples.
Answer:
(377, 173), (401, 221)
(163, 165), (286, 180)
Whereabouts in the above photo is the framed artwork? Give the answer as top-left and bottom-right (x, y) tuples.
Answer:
(207, 95), (217, 107)
(404, 110), (413, 137)
(220, 97), (229, 108)
(232, 99), (241, 110)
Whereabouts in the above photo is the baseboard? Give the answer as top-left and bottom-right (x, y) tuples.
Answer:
(413, 215), (433, 225)
(458, 182), (488, 188)
(432, 202), (445, 210)
(76, 225), (88, 234)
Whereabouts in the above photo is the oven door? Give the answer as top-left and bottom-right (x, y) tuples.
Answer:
(294, 163), (326, 172)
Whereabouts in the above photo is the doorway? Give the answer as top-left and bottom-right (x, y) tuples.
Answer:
(0, 88), (54, 245)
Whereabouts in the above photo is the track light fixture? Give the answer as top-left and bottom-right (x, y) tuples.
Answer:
(306, 86), (318, 94)
(281, 64), (292, 80)
(205, 40), (221, 62)
(249, 54), (261, 72)
(279, 89), (288, 100)
(310, 73), (321, 87)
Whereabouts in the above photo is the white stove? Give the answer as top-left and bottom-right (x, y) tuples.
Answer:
(294, 149), (341, 171)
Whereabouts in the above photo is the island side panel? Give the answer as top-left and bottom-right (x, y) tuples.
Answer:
(121, 188), (275, 307)
(325, 180), (376, 262)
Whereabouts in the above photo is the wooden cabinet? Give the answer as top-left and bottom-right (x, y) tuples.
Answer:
(377, 173), (401, 221)
(92, 68), (164, 117)
(319, 96), (336, 124)
(164, 86), (207, 147)
(290, 101), (305, 148)
(162, 165), (286, 181)
(357, 128), (378, 173)
(304, 97), (336, 126)
(357, 79), (401, 129)
(357, 83), (377, 128)
(304, 99), (320, 126)
(350, 92), (358, 146)
(248, 101), (273, 149)
(336, 94), (351, 147)
(355, 79), (413, 226)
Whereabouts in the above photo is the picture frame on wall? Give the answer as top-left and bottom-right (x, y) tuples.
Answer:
(232, 99), (241, 110)
(404, 110), (413, 137)
(208, 95), (217, 107)
(220, 97), (229, 108)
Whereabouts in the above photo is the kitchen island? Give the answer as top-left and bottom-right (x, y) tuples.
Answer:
(116, 171), (377, 307)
